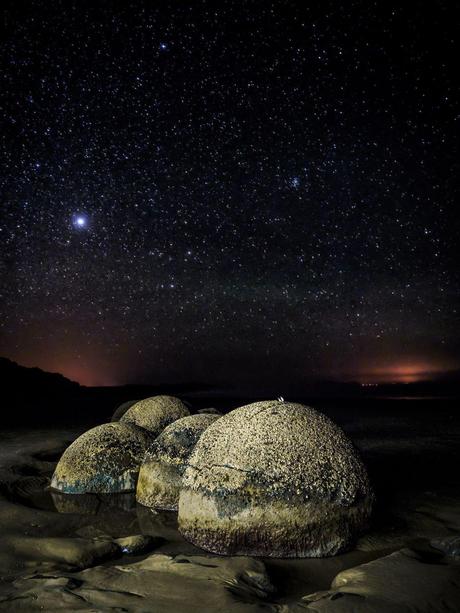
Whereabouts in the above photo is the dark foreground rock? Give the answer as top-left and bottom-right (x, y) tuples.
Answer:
(431, 535), (460, 558)
(0, 553), (277, 612)
(0, 536), (120, 573)
(289, 548), (460, 612)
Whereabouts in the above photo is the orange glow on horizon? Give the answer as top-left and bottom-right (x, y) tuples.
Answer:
(11, 354), (119, 387)
(356, 361), (450, 384)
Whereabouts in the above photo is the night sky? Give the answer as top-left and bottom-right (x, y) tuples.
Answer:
(1, 1), (459, 388)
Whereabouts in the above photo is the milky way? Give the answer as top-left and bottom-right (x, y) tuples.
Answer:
(1, 1), (459, 387)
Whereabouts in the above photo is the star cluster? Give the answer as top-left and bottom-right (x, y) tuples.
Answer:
(1, 1), (459, 387)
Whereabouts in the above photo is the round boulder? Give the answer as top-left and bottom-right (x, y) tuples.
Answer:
(111, 399), (138, 422)
(120, 395), (189, 435)
(178, 400), (373, 558)
(51, 422), (151, 494)
(137, 413), (219, 510)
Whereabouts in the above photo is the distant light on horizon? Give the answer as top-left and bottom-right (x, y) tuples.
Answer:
(355, 361), (452, 385)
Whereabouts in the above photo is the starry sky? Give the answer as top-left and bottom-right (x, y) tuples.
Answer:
(1, 1), (459, 388)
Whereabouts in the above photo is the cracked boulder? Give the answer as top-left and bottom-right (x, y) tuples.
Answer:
(120, 395), (190, 435)
(137, 413), (220, 510)
(179, 400), (373, 557)
(51, 422), (151, 494)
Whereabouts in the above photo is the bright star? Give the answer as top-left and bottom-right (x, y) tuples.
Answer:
(72, 214), (89, 229)
(159, 42), (168, 51)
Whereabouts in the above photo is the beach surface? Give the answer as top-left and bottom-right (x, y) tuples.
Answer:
(0, 399), (459, 611)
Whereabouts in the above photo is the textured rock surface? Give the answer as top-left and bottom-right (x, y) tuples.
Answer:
(1, 536), (120, 572)
(290, 549), (460, 612)
(137, 413), (219, 510)
(179, 400), (373, 557)
(430, 535), (460, 557)
(111, 399), (138, 422)
(1, 553), (276, 612)
(51, 422), (151, 494)
(120, 395), (190, 434)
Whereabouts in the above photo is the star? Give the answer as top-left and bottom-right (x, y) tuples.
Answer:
(0, 1), (457, 389)
(72, 214), (88, 229)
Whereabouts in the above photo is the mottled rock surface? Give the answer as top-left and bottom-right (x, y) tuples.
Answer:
(120, 395), (190, 434)
(179, 400), (373, 557)
(137, 413), (219, 510)
(51, 422), (151, 494)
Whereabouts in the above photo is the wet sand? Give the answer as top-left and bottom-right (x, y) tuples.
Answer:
(0, 400), (459, 611)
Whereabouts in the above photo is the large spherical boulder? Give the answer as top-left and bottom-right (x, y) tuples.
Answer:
(137, 413), (219, 510)
(120, 395), (189, 435)
(51, 422), (151, 494)
(111, 399), (138, 422)
(178, 400), (373, 558)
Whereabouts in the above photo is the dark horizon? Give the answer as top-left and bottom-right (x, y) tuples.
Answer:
(1, 1), (459, 388)
(2, 355), (460, 394)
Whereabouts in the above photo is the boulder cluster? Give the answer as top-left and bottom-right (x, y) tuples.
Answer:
(51, 397), (373, 558)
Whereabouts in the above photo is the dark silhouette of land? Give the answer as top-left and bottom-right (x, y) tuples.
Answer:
(1, 356), (459, 426)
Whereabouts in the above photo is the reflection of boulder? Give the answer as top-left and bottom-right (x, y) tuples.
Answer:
(111, 399), (138, 422)
(51, 422), (151, 494)
(137, 414), (219, 510)
(179, 400), (373, 557)
(136, 505), (181, 542)
(120, 395), (190, 435)
(51, 491), (100, 515)
(51, 491), (137, 515)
